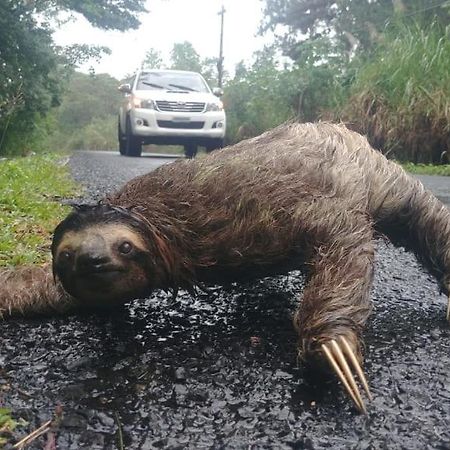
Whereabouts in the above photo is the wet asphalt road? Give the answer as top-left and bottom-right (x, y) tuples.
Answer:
(2, 150), (450, 449)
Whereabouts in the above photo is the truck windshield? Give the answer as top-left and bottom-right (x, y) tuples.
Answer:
(137, 72), (209, 93)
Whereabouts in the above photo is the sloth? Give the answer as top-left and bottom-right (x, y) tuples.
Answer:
(1, 122), (450, 413)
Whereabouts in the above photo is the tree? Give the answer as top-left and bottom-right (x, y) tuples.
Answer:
(46, 72), (123, 151)
(223, 47), (298, 142)
(170, 42), (202, 72)
(168, 42), (220, 86)
(261, 0), (450, 59)
(142, 48), (164, 69)
(38, 0), (147, 31)
(56, 72), (121, 133)
(201, 57), (220, 87)
(0, 1), (61, 154)
(0, 0), (146, 155)
(57, 44), (111, 68)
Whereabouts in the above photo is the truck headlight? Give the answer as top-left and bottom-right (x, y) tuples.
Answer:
(205, 101), (223, 112)
(142, 99), (156, 110)
(132, 96), (155, 109)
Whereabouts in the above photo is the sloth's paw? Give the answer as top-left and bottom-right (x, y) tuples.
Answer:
(320, 335), (372, 414)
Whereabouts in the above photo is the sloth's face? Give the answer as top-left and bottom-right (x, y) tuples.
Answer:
(52, 223), (152, 305)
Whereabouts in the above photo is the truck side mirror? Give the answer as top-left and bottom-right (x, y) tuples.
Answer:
(213, 87), (224, 97)
(118, 83), (132, 94)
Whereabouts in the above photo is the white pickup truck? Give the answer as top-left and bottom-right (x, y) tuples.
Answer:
(118, 69), (226, 158)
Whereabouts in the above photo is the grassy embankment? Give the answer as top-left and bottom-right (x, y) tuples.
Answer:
(0, 154), (79, 267)
(340, 21), (450, 164)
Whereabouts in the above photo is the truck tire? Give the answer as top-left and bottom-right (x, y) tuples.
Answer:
(118, 119), (127, 155)
(205, 138), (224, 153)
(125, 116), (142, 157)
(184, 143), (198, 159)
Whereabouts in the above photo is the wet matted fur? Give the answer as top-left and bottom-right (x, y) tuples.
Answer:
(1, 122), (450, 409)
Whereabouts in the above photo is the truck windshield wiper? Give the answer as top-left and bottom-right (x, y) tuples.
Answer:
(168, 84), (197, 92)
(141, 81), (165, 89)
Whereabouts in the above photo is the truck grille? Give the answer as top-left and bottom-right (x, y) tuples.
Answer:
(156, 101), (206, 112)
(157, 120), (205, 129)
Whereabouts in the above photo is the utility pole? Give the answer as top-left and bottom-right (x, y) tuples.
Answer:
(217, 4), (225, 88)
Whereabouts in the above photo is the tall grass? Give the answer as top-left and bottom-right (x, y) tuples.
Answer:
(339, 21), (450, 163)
(0, 154), (78, 266)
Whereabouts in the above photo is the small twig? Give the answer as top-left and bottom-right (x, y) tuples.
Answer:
(16, 388), (33, 399)
(137, 370), (149, 380)
(114, 411), (124, 450)
(12, 420), (52, 449)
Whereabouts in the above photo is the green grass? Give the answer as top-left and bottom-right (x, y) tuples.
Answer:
(401, 162), (450, 176)
(0, 407), (28, 446)
(0, 407), (21, 446)
(0, 153), (79, 267)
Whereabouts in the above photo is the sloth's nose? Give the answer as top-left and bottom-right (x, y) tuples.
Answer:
(76, 252), (111, 272)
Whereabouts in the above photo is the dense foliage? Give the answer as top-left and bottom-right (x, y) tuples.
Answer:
(224, 42), (348, 143)
(170, 42), (203, 73)
(51, 0), (147, 31)
(224, 0), (450, 160)
(0, 0), (145, 156)
(0, 1), (61, 155)
(262, 0), (450, 57)
(47, 72), (121, 151)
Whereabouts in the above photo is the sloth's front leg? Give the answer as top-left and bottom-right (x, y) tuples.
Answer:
(294, 217), (374, 413)
(0, 264), (79, 317)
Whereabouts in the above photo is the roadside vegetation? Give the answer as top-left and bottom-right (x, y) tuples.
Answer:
(339, 21), (450, 163)
(0, 154), (79, 266)
(0, 407), (22, 447)
(401, 163), (450, 177)
(0, 1), (449, 162)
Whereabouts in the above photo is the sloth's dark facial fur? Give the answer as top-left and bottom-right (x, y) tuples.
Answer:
(51, 205), (154, 305)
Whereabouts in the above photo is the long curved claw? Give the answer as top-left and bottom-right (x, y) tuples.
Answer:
(447, 295), (450, 322)
(339, 336), (372, 401)
(321, 337), (372, 414)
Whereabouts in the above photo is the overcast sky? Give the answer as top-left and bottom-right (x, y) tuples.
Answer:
(53, 0), (272, 80)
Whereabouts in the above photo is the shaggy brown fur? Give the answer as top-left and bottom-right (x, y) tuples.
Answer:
(2, 122), (450, 367)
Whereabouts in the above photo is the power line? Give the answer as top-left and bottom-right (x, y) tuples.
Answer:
(345, 1), (449, 38)
(401, 1), (449, 19)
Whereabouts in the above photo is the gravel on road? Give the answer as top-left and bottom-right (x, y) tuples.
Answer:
(1, 150), (450, 449)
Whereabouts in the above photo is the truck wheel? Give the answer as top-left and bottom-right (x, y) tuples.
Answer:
(184, 143), (198, 159)
(125, 116), (142, 157)
(118, 120), (126, 155)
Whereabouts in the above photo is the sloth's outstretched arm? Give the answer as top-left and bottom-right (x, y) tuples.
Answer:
(294, 208), (374, 413)
(355, 139), (450, 320)
(0, 265), (79, 317)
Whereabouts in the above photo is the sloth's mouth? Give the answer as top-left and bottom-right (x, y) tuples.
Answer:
(78, 266), (124, 279)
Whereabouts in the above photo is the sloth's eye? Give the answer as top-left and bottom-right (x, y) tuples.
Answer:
(118, 241), (133, 254)
(60, 250), (72, 262)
